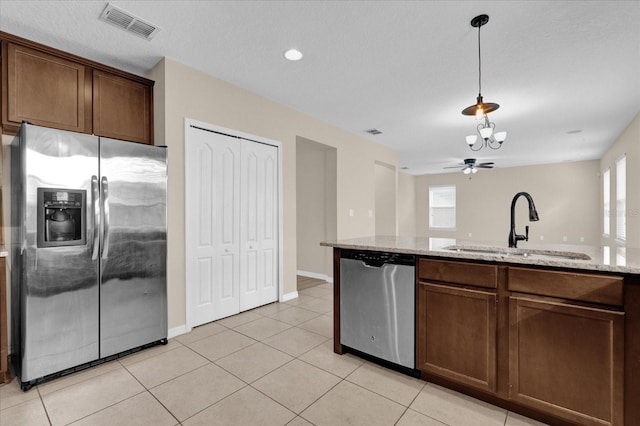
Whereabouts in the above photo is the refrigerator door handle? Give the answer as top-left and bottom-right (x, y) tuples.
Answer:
(91, 175), (100, 260)
(101, 176), (110, 260)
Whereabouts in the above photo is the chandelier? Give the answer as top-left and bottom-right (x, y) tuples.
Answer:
(462, 14), (506, 151)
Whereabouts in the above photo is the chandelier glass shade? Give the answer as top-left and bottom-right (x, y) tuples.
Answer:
(462, 14), (506, 151)
(466, 114), (507, 151)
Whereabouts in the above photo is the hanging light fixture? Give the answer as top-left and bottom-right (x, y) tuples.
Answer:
(462, 14), (506, 151)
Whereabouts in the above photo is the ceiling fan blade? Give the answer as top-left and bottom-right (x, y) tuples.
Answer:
(444, 165), (464, 169)
(477, 165), (494, 168)
(477, 162), (494, 166)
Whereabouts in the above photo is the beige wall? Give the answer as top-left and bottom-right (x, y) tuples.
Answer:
(374, 162), (397, 235)
(147, 58), (397, 330)
(600, 112), (640, 248)
(397, 171), (416, 237)
(414, 160), (601, 246)
(296, 137), (337, 278)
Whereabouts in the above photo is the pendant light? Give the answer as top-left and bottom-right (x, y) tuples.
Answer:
(462, 14), (506, 151)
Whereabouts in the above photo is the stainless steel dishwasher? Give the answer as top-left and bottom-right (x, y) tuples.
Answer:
(340, 250), (415, 369)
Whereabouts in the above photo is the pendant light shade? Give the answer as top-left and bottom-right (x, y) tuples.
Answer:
(461, 95), (500, 117)
(462, 14), (507, 152)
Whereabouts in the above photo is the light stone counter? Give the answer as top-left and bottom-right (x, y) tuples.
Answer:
(321, 236), (640, 275)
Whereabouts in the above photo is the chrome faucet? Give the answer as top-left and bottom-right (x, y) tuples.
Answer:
(508, 192), (539, 248)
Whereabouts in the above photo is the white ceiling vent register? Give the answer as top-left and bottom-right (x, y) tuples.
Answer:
(99, 3), (160, 40)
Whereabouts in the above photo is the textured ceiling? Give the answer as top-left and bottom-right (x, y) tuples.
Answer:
(1, 1), (638, 174)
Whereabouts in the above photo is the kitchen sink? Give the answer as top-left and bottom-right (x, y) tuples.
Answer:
(442, 245), (591, 261)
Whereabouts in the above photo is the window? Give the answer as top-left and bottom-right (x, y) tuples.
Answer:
(429, 237), (456, 250)
(429, 185), (456, 230)
(616, 156), (626, 242)
(616, 247), (626, 267)
(602, 246), (610, 266)
(603, 168), (610, 236)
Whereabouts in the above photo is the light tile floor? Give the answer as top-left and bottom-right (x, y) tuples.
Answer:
(0, 277), (548, 426)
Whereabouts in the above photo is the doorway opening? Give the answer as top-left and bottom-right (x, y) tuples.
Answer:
(296, 137), (337, 284)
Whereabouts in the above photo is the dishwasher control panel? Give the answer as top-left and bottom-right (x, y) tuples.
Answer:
(340, 249), (415, 267)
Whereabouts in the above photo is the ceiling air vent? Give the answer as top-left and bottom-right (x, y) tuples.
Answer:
(99, 3), (160, 40)
(365, 128), (383, 135)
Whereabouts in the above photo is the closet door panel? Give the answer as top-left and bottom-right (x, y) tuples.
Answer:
(214, 144), (241, 319)
(240, 141), (279, 310)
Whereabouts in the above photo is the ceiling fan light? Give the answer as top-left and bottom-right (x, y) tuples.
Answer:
(463, 167), (472, 175)
(479, 126), (493, 140)
(466, 135), (478, 146)
(494, 131), (507, 142)
(471, 167), (478, 174)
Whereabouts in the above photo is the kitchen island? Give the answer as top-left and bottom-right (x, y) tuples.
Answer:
(322, 236), (640, 426)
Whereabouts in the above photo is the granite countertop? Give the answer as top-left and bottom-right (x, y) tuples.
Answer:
(321, 236), (640, 275)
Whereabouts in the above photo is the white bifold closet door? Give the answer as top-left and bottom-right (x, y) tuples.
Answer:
(187, 127), (278, 326)
(239, 141), (279, 311)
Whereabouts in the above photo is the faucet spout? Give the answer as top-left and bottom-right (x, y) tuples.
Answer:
(509, 192), (540, 248)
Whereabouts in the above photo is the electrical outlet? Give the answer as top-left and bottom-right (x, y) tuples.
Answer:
(563, 236), (568, 242)
(580, 237), (585, 242)
(349, 209), (354, 217)
(468, 233), (472, 238)
(540, 235), (544, 241)
(368, 210), (373, 218)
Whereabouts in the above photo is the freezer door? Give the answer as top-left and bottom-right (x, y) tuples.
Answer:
(16, 124), (99, 382)
(99, 138), (167, 357)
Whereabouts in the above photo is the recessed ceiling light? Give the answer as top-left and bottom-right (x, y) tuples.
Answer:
(284, 49), (303, 61)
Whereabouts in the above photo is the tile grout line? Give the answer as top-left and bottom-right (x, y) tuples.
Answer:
(117, 357), (183, 425)
(35, 386), (53, 426)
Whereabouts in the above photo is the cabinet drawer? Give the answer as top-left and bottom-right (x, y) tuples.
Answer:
(508, 267), (623, 306)
(419, 258), (497, 289)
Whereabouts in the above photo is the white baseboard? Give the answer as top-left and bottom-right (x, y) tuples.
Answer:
(281, 291), (298, 302)
(297, 270), (332, 283)
(168, 324), (189, 339)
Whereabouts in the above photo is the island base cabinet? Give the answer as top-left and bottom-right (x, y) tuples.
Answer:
(417, 282), (497, 393)
(509, 296), (624, 426)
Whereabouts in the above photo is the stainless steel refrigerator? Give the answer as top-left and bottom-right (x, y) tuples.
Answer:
(11, 123), (167, 390)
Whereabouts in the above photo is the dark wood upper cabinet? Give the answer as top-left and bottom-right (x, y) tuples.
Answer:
(93, 70), (152, 144)
(3, 42), (91, 133)
(1, 32), (153, 144)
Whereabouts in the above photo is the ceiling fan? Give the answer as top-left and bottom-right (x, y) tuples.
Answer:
(444, 158), (494, 174)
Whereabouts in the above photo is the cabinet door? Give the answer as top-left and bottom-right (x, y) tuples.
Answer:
(93, 70), (152, 144)
(3, 42), (90, 133)
(417, 282), (497, 393)
(509, 296), (624, 426)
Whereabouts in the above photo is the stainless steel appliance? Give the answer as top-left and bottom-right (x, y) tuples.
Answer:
(11, 123), (167, 391)
(340, 250), (416, 369)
